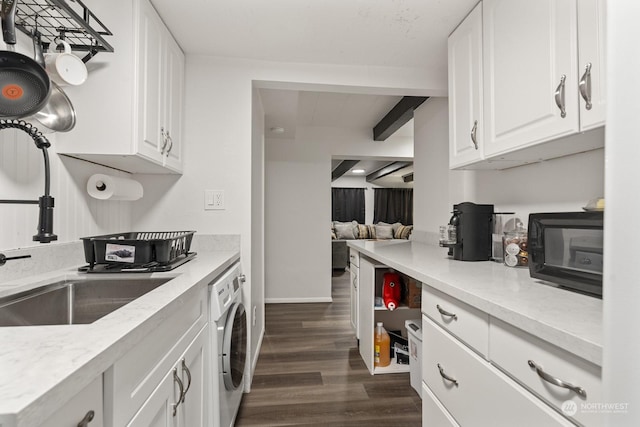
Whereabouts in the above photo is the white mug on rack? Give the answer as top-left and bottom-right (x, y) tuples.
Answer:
(44, 40), (88, 86)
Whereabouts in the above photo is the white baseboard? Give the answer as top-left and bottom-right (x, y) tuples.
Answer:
(265, 297), (333, 303)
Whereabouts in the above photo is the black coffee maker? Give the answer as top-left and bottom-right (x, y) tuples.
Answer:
(444, 202), (494, 261)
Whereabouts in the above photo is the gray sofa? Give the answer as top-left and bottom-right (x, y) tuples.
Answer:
(332, 240), (350, 270)
(331, 221), (413, 270)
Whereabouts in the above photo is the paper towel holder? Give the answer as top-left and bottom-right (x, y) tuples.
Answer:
(87, 173), (144, 201)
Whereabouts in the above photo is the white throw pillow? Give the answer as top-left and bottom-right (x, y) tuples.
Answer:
(335, 223), (357, 239)
(374, 224), (394, 239)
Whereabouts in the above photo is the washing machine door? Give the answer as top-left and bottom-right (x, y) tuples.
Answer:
(222, 302), (247, 390)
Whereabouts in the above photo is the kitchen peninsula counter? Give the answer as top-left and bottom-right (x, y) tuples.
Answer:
(347, 239), (602, 366)
(0, 250), (239, 427)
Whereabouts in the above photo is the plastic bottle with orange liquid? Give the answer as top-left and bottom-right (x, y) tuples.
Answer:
(374, 322), (391, 367)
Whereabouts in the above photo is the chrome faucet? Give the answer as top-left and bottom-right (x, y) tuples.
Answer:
(0, 119), (58, 243)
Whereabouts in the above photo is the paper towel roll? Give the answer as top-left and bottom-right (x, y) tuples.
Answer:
(87, 174), (143, 201)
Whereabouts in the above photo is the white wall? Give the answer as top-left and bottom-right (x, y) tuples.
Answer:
(603, 1), (640, 424)
(413, 98), (605, 240)
(249, 86), (265, 389)
(0, 132), (133, 252)
(265, 125), (413, 302)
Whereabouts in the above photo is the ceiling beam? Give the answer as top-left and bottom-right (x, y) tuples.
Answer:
(373, 96), (429, 141)
(366, 161), (412, 182)
(402, 172), (414, 183)
(331, 160), (360, 181)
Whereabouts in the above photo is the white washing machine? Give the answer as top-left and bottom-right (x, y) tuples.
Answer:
(209, 262), (247, 427)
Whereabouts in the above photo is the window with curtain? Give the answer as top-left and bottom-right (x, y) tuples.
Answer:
(332, 188), (365, 223)
(373, 188), (413, 225)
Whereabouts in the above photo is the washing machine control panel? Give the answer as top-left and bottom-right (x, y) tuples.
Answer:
(209, 262), (242, 321)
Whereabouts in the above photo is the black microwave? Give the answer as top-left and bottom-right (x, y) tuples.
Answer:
(528, 211), (604, 298)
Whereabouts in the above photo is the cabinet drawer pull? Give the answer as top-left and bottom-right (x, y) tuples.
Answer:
(554, 75), (567, 118)
(436, 304), (457, 320)
(470, 120), (478, 150)
(437, 363), (459, 386)
(181, 358), (192, 399)
(172, 367), (185, 416)
(527, 360), (587, 398)
(77, 410), (95, 427)
(579, 62), (593, 110)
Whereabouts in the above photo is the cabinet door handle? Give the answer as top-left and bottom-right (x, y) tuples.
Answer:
(160, 127), (169, 154)
(181, 358), (192, 399)
(437, 363), (459, 386)
(165, 131), (173, 155)
(436, 304), (457, 320)
(554, 75), (567, 118)
(470, 120), (478, 150)
(172, 367), (185, 416)
(77, 410), (95, 427)
(579, 62), (593, 110)
(528, 360), (587, 398)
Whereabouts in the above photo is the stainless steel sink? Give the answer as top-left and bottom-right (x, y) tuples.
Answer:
(0, 277), (172, 326)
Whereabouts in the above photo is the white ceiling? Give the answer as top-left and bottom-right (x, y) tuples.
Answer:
(150, 0), (477, 69)
(260, 90), (412, 139)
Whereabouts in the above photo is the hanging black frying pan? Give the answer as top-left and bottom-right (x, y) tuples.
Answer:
(0, 0), (50, 118)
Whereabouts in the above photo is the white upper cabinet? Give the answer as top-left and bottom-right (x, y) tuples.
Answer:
(447, 0), (607, 169)
(577, 0), (607, 130)
(55, 0), (184, 174)
(136, 0), (184, 172)
(482, 0), (579, 158)
(448, 3), (484, 169)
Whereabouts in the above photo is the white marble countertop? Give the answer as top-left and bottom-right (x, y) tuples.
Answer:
(0, 250), (239, 427)
(347, 240), (602, 366)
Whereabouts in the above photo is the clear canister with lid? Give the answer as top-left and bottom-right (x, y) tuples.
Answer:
(503, 223), (528, 267)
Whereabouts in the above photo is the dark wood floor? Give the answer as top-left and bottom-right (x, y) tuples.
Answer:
(235, 270), (422, 426)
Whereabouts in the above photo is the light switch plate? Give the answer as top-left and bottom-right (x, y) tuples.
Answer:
(204, 190), (225, 210)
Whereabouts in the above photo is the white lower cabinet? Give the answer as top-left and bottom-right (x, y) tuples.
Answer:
(127, 326), (207, 427)
(40, 375), (103, 427)
(422, 381), (459, 427)
(422, 315), (573, 426)
(105, 286), (207, 427)
(349, 260), (359, 339)
(421, 285), (489, 357)
(490, 318), (602, 426)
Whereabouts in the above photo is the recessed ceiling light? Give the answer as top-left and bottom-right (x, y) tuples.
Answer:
(352, 169), (365, 174)
(270, 127), (285, 134)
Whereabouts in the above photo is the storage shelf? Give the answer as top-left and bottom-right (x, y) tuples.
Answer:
(373, 359), (411, 375)
(15, 0), (113, 62)
(374, 305), (415, 311)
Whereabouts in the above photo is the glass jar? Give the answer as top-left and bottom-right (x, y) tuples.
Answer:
(503, 227), (528, 267)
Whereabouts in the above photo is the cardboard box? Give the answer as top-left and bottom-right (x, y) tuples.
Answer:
(405, 278), (421, 308)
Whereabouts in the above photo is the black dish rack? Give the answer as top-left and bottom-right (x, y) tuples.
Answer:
(81, 231), (195, 269)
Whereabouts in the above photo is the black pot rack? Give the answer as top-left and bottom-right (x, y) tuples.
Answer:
(13, 0), (113, 63)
